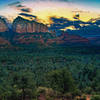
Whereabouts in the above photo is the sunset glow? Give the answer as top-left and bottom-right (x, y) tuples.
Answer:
(0, 0), (100, 24)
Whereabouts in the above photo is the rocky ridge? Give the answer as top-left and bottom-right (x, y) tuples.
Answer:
(13, 16), (48, 33)
(0, 17), (8, 32)
(0, 16), (89, 47)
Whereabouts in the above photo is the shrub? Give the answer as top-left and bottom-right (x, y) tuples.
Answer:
(91, 95), (100, 100)
(46, 68), (76, 94)
(83, 87), (93, 94)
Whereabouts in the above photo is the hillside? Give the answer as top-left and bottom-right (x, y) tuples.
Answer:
(0, 16), (90, 48)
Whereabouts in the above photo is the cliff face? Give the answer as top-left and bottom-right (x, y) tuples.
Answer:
(63, 33), (89, 44)
(0, 16), (90, 47)
(0, 17), (8, 32)
(13, 31), (89, 46)
(0, 37), (10, 47)
(0, 17), (10, 47)
(13, 16), (48, 33)
(53, 32), (89, 45)
(13, 32), (56, 45)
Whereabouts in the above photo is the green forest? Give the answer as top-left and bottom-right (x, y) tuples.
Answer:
(0, 46), (100, 100)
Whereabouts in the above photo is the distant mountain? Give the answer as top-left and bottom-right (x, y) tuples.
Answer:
(0, 16), (92, 48)
(87, 36), (100, 46)
(0, 37), (10, 46)
(54, 32), (89, 46)
(0, 17), (8, 32)
(13, 16), (48, 33)
(0, 17), (10, 47)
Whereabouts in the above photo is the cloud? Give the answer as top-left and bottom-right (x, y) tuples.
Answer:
(22, 0), (70, 2)
(20, 8), (32, 12)
(19, 13), (37, 18)
(16, 4), (25, 7)
(8, 1), (32, 14)
(49, 16), (100, 37)
(8, 1), (21, 6)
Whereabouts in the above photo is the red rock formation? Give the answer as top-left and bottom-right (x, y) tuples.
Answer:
(57, 32), (89, 45)
(13, 16), (48, 33)
(13, 30), (89, 46)
(12, 17), (89, 46)
(0, 17), (8, 32)
(16, 23), (27, 33)
(32, 22), (36, 32)
(27, 23), (33, 33)
(13, 34), (45, 45)
(0, 37), (10, 46)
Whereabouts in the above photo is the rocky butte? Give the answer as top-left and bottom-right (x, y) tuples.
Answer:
(0, 17), (10, 46)
(0, 16), (90, 47)
(0, 17), (8, 32)
(13, 16), (48, 33)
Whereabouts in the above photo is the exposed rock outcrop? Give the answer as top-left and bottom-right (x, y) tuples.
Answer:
(13, 31), (89, 46)
(0, 37), (10, 46)
(13, 32), (56, 45)
(0, 17), (10, 47)
(0, 17), (8, 32)
(0, 16), (90, 47)
(13, 16), (48, 33)
(54, 32), (89, 45)
(63, 33), (89, 44)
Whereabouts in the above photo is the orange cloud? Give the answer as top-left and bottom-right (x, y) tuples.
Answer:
(0, 1), (100, 24)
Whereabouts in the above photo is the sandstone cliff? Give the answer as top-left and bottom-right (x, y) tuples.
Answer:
(0, 17), (10, 47)
(52, 32), (89, 45)
(0, 16), (90, 47)
(0, 17), (8, 32)
(13, 16), (48, 33)
(13, 32), (56, 45)
(0, 37), (10, 46)
(62, 33), (89, 44)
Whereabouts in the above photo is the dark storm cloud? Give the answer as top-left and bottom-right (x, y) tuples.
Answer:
(16, 4), (25, 7)
(8, 1), (32, 14)
(49, 17), (100, 37)
(19, 13), (37, 18)
(20, 8), (31, 12)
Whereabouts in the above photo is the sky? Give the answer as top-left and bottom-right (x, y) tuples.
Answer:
(0, 0), (100, 24)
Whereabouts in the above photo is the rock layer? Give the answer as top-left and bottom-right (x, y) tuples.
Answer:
(0, 17), (8, 32)
(0, 37), (10, 46)
(13, 16), (48, 33)
(0, 16), (90, 47)
(57, 32), (89, 45)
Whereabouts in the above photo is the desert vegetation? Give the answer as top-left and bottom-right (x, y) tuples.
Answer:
(0, 47), (100, 100)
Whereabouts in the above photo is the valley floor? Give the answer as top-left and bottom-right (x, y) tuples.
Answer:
(0, 46), (100, 100)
